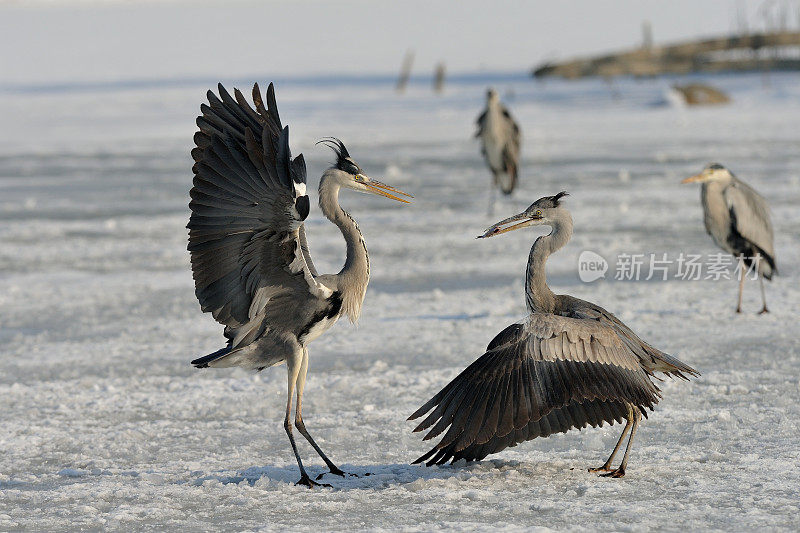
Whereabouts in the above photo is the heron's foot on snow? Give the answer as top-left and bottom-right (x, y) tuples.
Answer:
(587, 464), (613, 473)
(735, 307), (742, 314)
(297, 474), (331, 488)
(598, 468), (626, 478)
(315, 467), (345, 480)
(758, 306), (769, 314)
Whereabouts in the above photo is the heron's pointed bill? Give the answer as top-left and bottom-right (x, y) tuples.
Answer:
(478, 212), (541, 238)
(681, 173), (706, 184)
(360, 175), (413, 203)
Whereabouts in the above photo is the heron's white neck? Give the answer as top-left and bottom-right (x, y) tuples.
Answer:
(525, 210), (573, 314)
(486, 97), (503, 119)
(319, 172), (368, 323)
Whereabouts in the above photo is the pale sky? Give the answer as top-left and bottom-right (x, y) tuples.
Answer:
(1, 0), (796, 85)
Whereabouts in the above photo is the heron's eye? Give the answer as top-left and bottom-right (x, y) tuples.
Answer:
(535, 210), (542, 217)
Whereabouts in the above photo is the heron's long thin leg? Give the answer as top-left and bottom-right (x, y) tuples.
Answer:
(600, 404), (642, 478)
(293, 348), (345, 479)
(588, 404), (633, 473)
(736, 255), (745, 313)
(488, 175), (497, 216)
(758, 275), (769, 314)
(285, 351), (328, 488)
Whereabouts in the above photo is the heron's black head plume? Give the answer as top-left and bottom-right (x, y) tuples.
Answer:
(530, 191), (569, 210)
(317, 137), (361, 174)
(707, 162), (725, 170)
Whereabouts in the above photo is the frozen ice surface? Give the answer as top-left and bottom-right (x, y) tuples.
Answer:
(1, 72), (799, 531)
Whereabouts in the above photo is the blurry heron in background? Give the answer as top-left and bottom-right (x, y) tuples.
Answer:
(682, 163), (776, 313)
(187, 83), (411, 487)
(476, 88), (521, 214)
(409, 192), (698, 478)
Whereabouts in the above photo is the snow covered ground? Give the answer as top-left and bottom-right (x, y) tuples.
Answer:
(1, 72), (799, 531)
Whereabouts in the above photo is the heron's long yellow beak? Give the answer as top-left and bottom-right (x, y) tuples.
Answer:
(362, 177), (413, 203)
(478, 213), (541, 238)
(681, 174), (706, 184)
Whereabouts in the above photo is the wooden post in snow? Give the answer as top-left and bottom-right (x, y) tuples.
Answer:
(396, 50), (414, 94)
(433, 62), (446, 93)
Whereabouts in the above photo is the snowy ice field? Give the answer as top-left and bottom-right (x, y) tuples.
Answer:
(1, 72), (799, 531)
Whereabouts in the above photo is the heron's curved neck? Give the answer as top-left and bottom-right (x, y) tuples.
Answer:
(319, 172), (368, 322)
(702, 174), (733, 193)
(526, 210), (573, 314)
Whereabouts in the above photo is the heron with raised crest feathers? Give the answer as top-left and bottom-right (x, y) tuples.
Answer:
(409, 192), (698, 478)
(682, 163), (777, 314)
(187, 83), (411, 487)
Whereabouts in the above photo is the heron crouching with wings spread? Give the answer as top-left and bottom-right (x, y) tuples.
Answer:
(409, 192), (698, 478)
(187, 83), (411, 487)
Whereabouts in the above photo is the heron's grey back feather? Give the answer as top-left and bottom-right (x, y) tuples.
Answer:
(188, 83), (337, 368)
(724, 178), (775, 269)
(559, 295), (699, 379)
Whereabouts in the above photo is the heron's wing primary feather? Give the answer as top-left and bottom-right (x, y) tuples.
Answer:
(724, 179), (776, 265)
(188, 83), (327, 341)
(408, 313), (661, 465)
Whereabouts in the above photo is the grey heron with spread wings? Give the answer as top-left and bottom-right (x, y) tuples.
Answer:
(682, 163), (776, 314)
(187, 83), (411, 487)
(409, 192), (698, 478)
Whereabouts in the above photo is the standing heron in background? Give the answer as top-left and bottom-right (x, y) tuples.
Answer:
(188, 83), (411, 487)
(476, 88), (521, 214)
(682, 163), (776, 313)
(409, 192), (698, 478)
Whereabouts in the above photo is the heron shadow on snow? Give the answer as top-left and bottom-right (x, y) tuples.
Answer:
(188, 460), (515, 490)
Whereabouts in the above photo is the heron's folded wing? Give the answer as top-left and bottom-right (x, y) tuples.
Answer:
(188, 83), (327, 333)
(724, 180), (776, 266)
(408, 313), (660, 465)
(500, 104), (521, 154)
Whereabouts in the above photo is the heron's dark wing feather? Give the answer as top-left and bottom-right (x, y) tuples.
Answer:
(435, 398), (629, 463)
(724, 179), (776, 274)
(475, 109), (487, 137)
(409, 313), (661, 465)
(188, 83), (327, 344)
